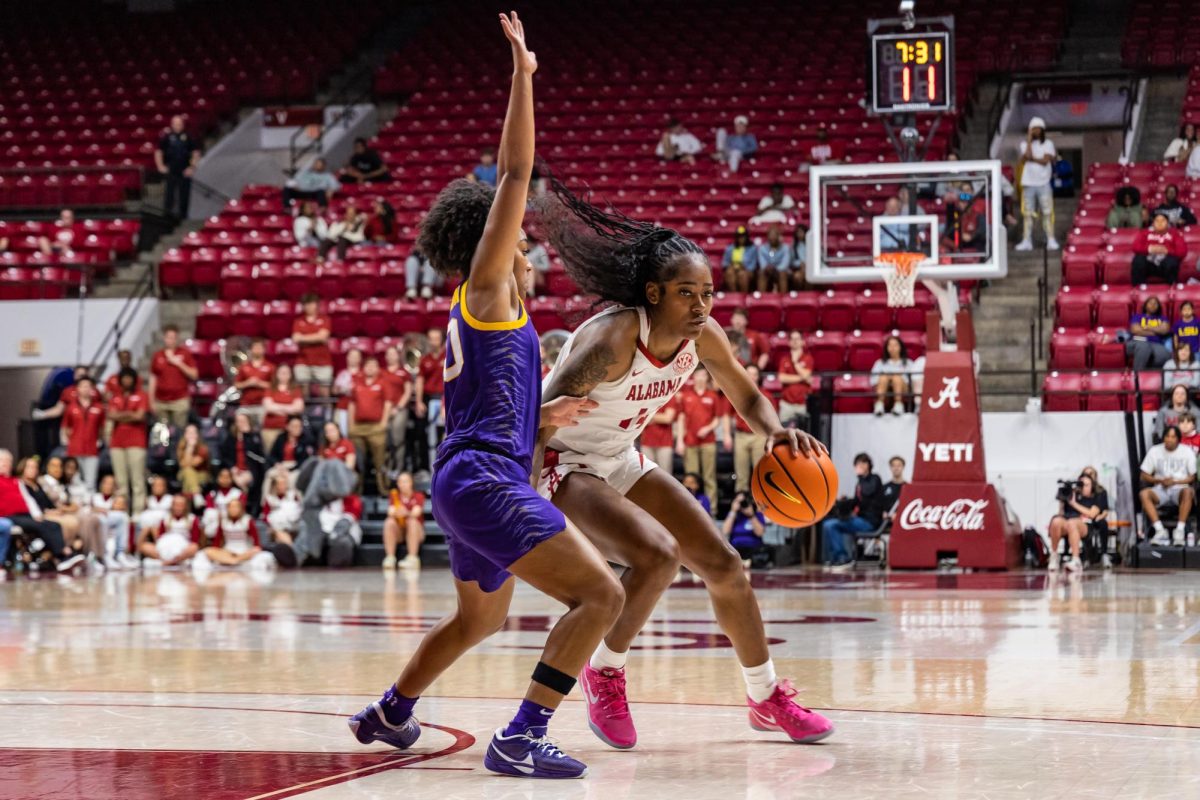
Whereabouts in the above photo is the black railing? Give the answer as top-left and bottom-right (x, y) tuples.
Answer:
(85, 261), (156, 376)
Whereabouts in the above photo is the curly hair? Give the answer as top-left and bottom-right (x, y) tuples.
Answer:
(416, 178), (497, 277)
(534, 173), (706, 308)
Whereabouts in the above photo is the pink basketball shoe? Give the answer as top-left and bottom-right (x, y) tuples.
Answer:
(747, 679), (835, 743)
(580, 665), (637, 749)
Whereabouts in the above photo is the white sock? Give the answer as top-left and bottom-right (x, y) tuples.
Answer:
(742, 659), (777, 703)
(1175, 523), (1186, 536)
(1154, 520), (1166, 534)
(590, 640), (628, 671)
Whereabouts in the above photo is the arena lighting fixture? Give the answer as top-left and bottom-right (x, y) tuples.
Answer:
(899, 0), (916, 29)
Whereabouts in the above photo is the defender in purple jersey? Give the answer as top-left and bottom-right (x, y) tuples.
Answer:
(348, 12), (621, 780)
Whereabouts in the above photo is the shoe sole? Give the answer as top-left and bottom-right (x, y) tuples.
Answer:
(750, 721), (836, 744)
(483, 753), (587, 779)
(587, 718), (636, 750)
(346, 717), (420, 750)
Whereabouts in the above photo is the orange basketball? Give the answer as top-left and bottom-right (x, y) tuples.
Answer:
(751, 443), (838, 527)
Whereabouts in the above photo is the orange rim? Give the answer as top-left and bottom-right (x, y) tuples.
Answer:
(876, 251), (924, 276)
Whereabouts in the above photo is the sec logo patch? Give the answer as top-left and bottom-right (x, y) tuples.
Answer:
(673, 352), (695, 374)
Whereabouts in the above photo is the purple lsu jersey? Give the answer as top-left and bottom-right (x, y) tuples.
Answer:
(439, 282), (543, 471)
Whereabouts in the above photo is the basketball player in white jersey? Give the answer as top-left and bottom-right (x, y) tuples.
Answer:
(534, 179), (835, 749)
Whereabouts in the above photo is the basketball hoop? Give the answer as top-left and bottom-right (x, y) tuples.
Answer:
(876, 251), (924, 307)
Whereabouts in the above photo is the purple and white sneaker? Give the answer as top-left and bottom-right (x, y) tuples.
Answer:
(483, 727), (588, 779)
(347, 701), (421, 750)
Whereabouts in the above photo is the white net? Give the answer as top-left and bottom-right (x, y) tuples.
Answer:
(877, 259), (921, 307)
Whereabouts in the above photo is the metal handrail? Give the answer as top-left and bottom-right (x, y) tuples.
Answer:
(85, 261), (156, 375)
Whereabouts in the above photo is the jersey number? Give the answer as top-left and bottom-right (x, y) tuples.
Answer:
(444, 318), (464, 382)
(619, 407), (651, 431)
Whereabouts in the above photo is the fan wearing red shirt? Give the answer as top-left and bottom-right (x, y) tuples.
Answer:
(107, 368), (150, 512)
(414, 327), (446, 462)
(1132, 212), (1190, 285)
(321, 421), (358, 470)
(102, 350), (141, 399)
(777, 330), (813, 428)
(349, 357), (393, 495)
(61, 377), (105, 489)
(382, 471), (426, 570)
(382, 346), (414, 472)
(234, 338), (274, 428)
(292, 293), (333, 393)
(638, 396), (679, 477)
(731, 365), (779, 493)
(809, 129), (846, 165)
(729, 308), (771, 370)
(149, 324), (198, 429)
(261, 363), (305, 454)
(676, 368), (728, 514)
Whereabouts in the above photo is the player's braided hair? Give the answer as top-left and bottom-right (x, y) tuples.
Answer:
(535, 172), (706, 308)
(417, 178), (497, 277)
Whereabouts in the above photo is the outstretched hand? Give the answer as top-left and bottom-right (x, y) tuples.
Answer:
(500, 11), (537, 75)
(765, 428), (828, 459)
(542, 395), (598, 429)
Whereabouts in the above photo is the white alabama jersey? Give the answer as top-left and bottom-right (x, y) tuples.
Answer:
(546, 306), (698, 458)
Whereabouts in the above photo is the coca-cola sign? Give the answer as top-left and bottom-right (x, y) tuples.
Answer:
(898, 498), (989, 531)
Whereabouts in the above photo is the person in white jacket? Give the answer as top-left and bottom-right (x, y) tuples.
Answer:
(92, 474), (137, 570)
(292, 200), (329, 248)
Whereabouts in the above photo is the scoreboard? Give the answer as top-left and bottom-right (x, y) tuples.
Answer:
(870, 29), (954, 114)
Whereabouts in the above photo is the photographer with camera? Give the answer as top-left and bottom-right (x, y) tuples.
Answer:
(820, 453), (884, 569)
(723, 490), (770, 569)
(1047, 472), (1108, 573)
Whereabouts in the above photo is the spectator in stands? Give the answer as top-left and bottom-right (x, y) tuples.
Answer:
(382, 471), (425, 570)
(157, 115), (200, 219)
(107, 367), (148, 512)
(404, 244), (439, 300)
(61, 376), (104, 488)
(1186, 141), (1200, 180)
(1154, 384), (1200, 441)
(262, 473), (301, 548)
(415, 328), (446, 467)
(676, 367), (724, 514)
(349, 357), (392, 495)
(881, 456), (907, 526)
(1163, 341), (1200, 389)
(724, 490), (769, 567)
(639, 396), (678, 476)
(267, 415), (315, 480)
(138, 475), (172, 533)
(716, 114), (758, 173)
(728, 308), (771, 370)
(732, 365), (773, 494)
(321, 420), (357, 470)
(1140, 425), (1195, 545)
(1048, 471), (1107, 573)
(1051, 153), (1075, 198)
(808, 128), (845, 165)
(1132, 214), (1188, 285)
(0, 450), (77, 572)
(721, 226), (758, 293)
(1124, 296), (1173, 370)
(283, 158), (339, 209)
(821, 453), (885, 568)
(382, 345), (413, 472)
(468, 147), (498, 186)
(1016, 117), (1059, 251)
(176, 423), (211, 496)
(332, 347), (363, 436)
(262, 363), (305, 454)
(1176, 301), (1200, 352)
(149, 324), (197, 429)
(339, 138), (390, 184)
(1165, 123), (1198, 162)
(92, 475), (136, 570)
(791, 223), (808, 279)
(655, 118), (703, 164)
(292, 200), (328, 248)
(526, 231), (551, 295)
(872, 335), (916, 416)
(941, 183), (988, 255)
(220, 411), (265, 508)
(751, 183), (796, 226)
(879, 197), (913, 251)
(21, 456), (100, 559)
(103, 350), (138, 399)
(196, 496), (268, 571)
(1152, 184), (1197, 228)
(138, 493), (199, 567)
(292, 294), (332, 394)
(200, 466), (243, 537)
(681, 472), (711, 516)
(777, 331), (812, 429)
(756, 224), (793, 293)
(320, 204), (366, 261)
(1180, 412), (1200, 451)
(364, 198), (397, 245)
(37, 209), (75, 255)
(58, 456), (90, 507)
(233, 338), (273, 429)
(1105, 186), (1144, 229)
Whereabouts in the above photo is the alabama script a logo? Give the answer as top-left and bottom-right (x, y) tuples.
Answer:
(927, 376), (962, 409)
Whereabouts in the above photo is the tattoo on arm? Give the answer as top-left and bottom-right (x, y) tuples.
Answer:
(549, 341), (617, 399)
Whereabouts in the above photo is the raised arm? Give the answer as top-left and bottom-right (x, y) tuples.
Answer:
(466, 12), (538, 317)
(697, 319), (824, 457)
